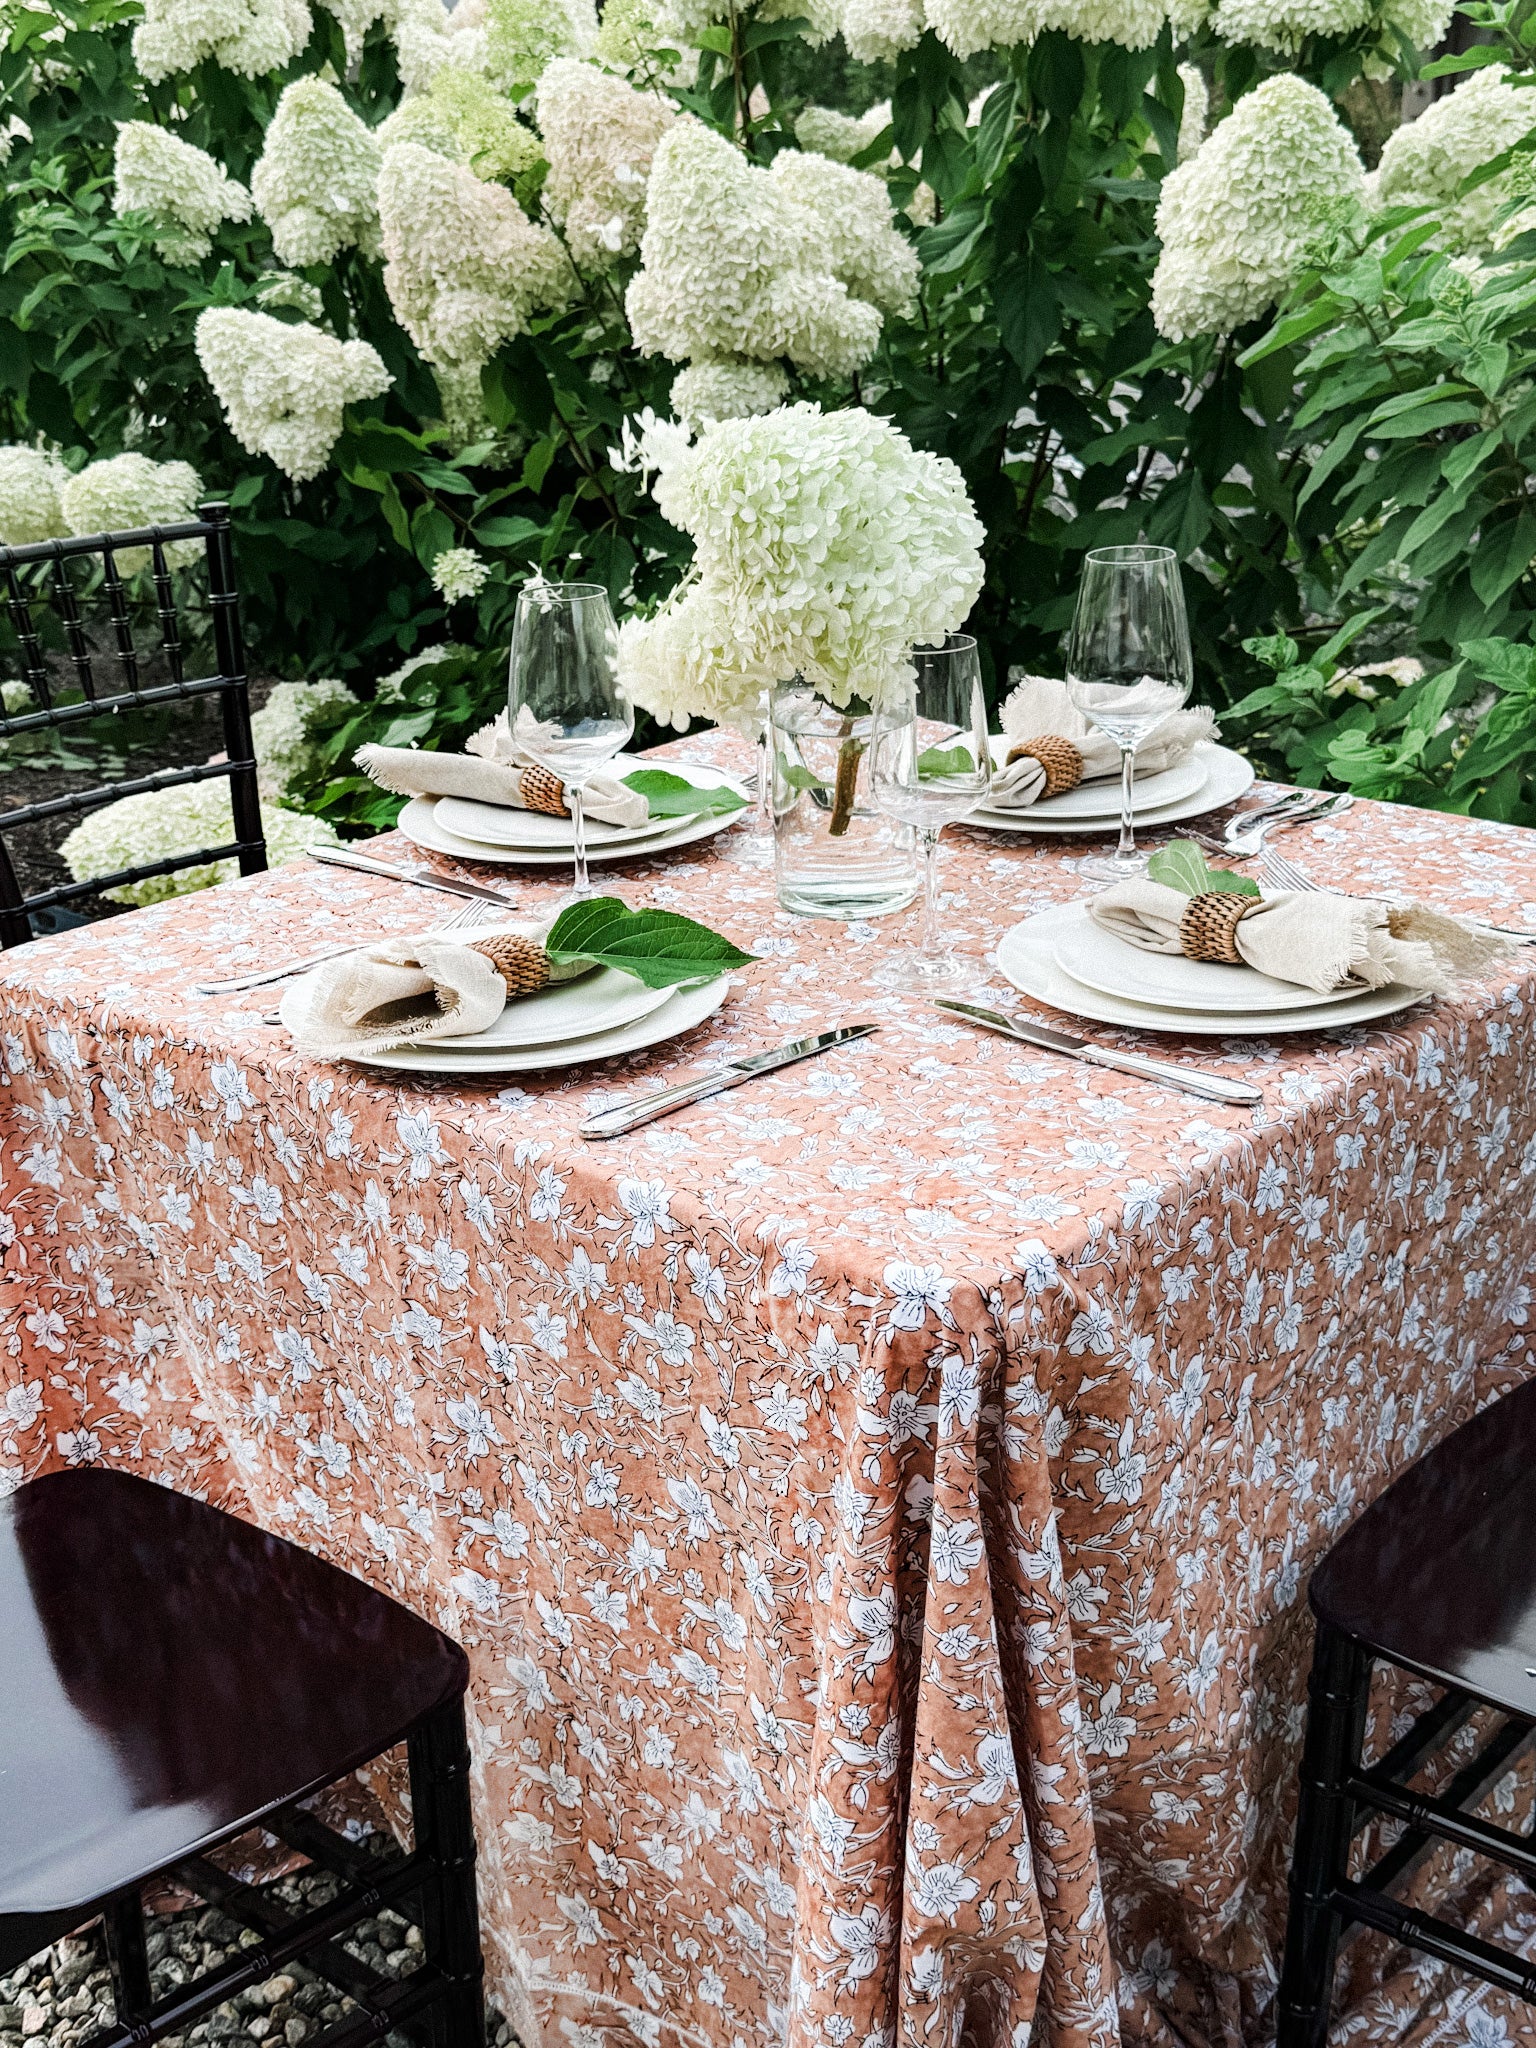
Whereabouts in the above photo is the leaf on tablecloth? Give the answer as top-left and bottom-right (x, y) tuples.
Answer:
(547, 897), (755, 988)
(1147, 838), (1261, 898)
(623, 769), (749, 818)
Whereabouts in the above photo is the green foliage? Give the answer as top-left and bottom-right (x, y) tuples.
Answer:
(1146, 838), (1262, 896)
(621, 769), (749, 817)
(545, 896), (756, 985)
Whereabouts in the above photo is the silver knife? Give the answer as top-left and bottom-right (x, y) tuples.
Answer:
(308, 846), (521, 909)
(934, 1000), (1262, 1106)
(580, 1024), (878, 1139)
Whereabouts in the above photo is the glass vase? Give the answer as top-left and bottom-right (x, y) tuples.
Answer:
(770, 681), (918, 920)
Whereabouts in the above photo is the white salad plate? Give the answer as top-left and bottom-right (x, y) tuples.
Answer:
(969, 743), (1255, 837)
(1047, 901), (1349, 1014)
(280, 969), (730, 1074)
(397, 795), (741, 868)
(997, 903), (1428, 1037)
(981, 739), (1208, 819)
(435, 757), (748, 851)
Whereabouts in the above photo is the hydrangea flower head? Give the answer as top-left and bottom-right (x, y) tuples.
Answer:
(61, 784), (340, 906)
(59, 454), (205, 569)
(378, 63), (543, 181)
(1176, 62), (1207, 162)
(112, 122), (251, 262)
(617, 402), (985, 727)
(133, 0), (312, 80)
(536, 58), (675, 270)
(1151, 73), (1364, 339)
(250, 676), (356, 800)
(251, 79), (383, 269)
(670, 358), (789, 429)
(627, 123), (906, 380)
(196, 307), (393, 481)
(768, 150), (920, 318)
(483, 0), (596, 89)
(793, 101), (890, 164)
(430, 547), (494, 600)
(1372, 65), (1536, 251)
(839, 0), (924, 61)
(0, 448), (68, 546)
(594, 0), (694, 77)
(924, 0), (1165, 60)
(388, 0), (489, 89)
(1211, 0), (1451, 54)
(377, 142), (570, 370)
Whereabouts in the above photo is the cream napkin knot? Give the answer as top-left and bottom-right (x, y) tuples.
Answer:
(990, 674), (1217, 811)
(290, 917), (590, 1057)
(1089, 880), (1511, 997)
(356, 711), (648, 827)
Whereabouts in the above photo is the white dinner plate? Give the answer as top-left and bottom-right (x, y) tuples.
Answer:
(982, 738), (1208, 819)
(436, 757), (748, 851)
(997, 903), (1429, 1037)
(297, 973), (731, 1074)
(968, 743), (1255, 838)
(397, 796), (742, 868)
(1047, 900), (1349, 1014)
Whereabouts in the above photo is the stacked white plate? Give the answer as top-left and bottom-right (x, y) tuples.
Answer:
(998, 900), (1430, 1037)
(279, 953), (731, 1074)
(969, 739), (1254, 837)
(395, 755), (751, 869)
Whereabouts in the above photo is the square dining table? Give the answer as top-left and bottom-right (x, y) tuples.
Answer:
(3, 730), (1535, 2048)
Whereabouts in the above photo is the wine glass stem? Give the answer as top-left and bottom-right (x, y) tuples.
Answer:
(920, 827), (942, 958)
(1116, 744), (1137, 865)
(570, 782), (591, 900)
(757, 730), (771, 835)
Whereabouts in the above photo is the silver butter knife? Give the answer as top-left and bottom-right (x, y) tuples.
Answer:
(308, 846), (521, 909)
(934, 1000), (1262, 1107)
(581, 1024), (878, 1139)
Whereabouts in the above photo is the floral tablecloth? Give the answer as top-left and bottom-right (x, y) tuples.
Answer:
(4, 733), (1536, 2048)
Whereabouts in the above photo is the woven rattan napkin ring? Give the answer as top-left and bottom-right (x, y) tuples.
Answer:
(1179, 891), (1256, 965)
(470, 933), (551, 996)
(518, 764), (569, 817)
(1004, 735), (1084, 799)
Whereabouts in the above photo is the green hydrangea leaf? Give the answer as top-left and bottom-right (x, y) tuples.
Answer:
(916, 743), (976, 778)
(546, 897), (755, 988)
(1146, 838), (1261, 898)
(622, 769), (749, 819)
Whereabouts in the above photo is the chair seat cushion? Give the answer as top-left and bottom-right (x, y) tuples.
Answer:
(0, 1468), (465, 1915)
(1311, 1376), (1536, 1718)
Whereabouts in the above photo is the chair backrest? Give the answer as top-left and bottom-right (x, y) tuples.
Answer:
(0, 500), (267, 948)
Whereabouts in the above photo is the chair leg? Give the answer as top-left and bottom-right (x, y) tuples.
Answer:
(1277, 1625), (1372, 2048)
(103, 1890), (153, 2030)
(408, 1700), (484, 2048)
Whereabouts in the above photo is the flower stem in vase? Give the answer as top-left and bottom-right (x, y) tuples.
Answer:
(828, 727), (864, 837)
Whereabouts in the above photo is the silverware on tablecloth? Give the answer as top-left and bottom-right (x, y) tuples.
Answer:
(1188, 789), (1354, 859)
(195, 901), (502, 995)
(307, 845), (524, 909)
(1257, 846), (1536, 944)
(580, 1024), (878, 1139)
(934, 1000), (1262, 1106)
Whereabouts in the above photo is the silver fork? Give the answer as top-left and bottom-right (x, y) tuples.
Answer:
(1257, 847), (1536, 943)
(202, 899), (503, 996)
(1181, 790), (1354, 859)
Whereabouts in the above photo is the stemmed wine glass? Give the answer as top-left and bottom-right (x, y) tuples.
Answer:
(1066, 544), (1193, 882)
(508, 579), (631, 901)
(869, 635), (991, 988)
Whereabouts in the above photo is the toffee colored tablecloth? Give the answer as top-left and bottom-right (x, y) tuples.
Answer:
(4, 732), (1536, 2048)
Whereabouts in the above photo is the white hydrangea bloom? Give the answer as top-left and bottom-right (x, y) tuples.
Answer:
(1386, 0), (1454, 45)
(794, 101), (890, 164)
(61, 784), (340, 907)
(251, 79), (382, 270)
(0, 448), (69, 545)
(536, 58), (674, 270)
(133, 0), (312, 81)
(59, 454), (204, 569)
(374, 642), (473, 700)
(840, 0), (924, 62)
(1372, 66), (1536, 252)
(256, 270), (327, 320)
(627, 123), (891, 380)
(196, 308), (393, 482)
(1151, 73), (1364, 339)
(768, 151), (920, 318)
(670, 358), (789, 429)
(314, 0), (388, 61)
(1212, 0), (1451, 51)
(924, 0), (1166, 60)
(617, 402), (984, 727)
(251, 676), (356, 799)
(595, 0), (696, 79)
(1176, 62), (1207, 161)
(388, 0), (488, 88)
(429, 547), (493, 600)
(654, 0), (838, 41)
(483, 0), (596, 89)
(377, 142), (569, 371)
(112, 122), (251, 263)
(377, 63), (542, 181)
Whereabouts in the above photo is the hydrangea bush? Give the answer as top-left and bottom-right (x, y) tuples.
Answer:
(1, 0), (1528, 843)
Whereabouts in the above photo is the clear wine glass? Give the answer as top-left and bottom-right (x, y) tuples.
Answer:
(869, 635), (991, 989)
(507, 579), (631, 901)
(1066, 544), (1193, 883)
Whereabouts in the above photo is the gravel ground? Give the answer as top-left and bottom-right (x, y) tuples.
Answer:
(0, 1846), (518, 2048)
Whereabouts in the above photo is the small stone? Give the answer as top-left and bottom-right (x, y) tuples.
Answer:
(0, 2010), (20, 2029)
(20, 2008), (46, 2037)
(61, 1989), (92, 2018)
(403, 1928), (424, 1951)
(248, 2019), (273, 2040)
(285, 2018), (309, 2046)
(254, 1976), (297, 2009)
(294, 1984), (327, 2017)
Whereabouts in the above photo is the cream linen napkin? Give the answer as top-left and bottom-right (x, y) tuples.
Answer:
(1088, 880), (1511, 997)
(356, 710), (649, 828)
(990, 674), (1217, 810)
(291, 918), (591, 1058)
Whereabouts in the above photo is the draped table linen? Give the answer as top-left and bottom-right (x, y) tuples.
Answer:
(3, 732), (1536, 2048)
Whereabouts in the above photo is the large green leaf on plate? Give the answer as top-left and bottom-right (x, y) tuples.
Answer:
(622, 768), (749, 819)
(546, 897), (755, 988)
(1146, 839), (1261, 897)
